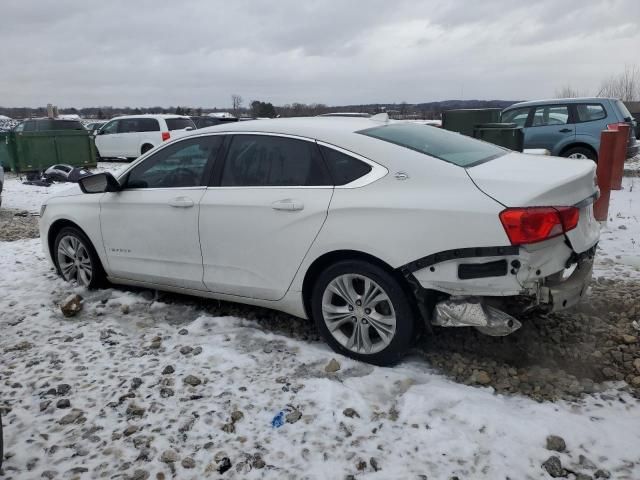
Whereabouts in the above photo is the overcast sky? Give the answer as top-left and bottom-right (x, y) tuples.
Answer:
(2, 0), (639, 108)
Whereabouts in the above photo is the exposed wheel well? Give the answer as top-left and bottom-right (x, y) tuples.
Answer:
(301, 250), (417, 320)
(141, 143), (154, 155)
(47, 219), (95, 265)
(560, 143), (598, 159)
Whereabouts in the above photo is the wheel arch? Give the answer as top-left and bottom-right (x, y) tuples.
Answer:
(140, 143), (155, 155)
(301, 249), (417, 320)
(559, 142), (598, 160)
(47, 219), (100, 268)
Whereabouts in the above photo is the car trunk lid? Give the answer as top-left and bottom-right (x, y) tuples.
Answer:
(467, 152), (599, 252)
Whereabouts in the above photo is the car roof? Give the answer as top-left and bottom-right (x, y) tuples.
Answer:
(196, 116), (383, 140)
(109, 114), (191, 120)
(505, 97), (616, 109)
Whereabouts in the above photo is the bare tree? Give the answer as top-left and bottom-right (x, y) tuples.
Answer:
(554, 84), (586, 98)
(231, 94), (243, 114)
(597, 65), (640, 101)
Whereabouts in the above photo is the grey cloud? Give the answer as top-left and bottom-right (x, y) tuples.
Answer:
(1, 0), (638, 107)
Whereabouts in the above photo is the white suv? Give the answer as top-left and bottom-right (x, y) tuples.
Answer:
(94, 114), (196, 160)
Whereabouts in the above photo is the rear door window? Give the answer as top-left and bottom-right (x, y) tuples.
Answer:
(531, 105), (570, 126)
(358, 123), (505, 167)
(220, 135), (332, 186)
(501, 107), (530, 127)
(575, 104), (606, 122)
(319, 145), (372, 185)
(118, 119), (139, 133)
(166, 118), (197, 131)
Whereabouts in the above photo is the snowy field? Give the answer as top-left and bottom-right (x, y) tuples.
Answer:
(1, 161), (639, 479)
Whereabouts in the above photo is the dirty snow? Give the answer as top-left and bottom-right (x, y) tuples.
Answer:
(1, 239), (639, 479)
(1, 161), (639, 478)
(594, 176), (640, 279)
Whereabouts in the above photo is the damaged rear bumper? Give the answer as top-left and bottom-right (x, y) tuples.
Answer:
(533, 255), (593, 312)
(400, 240), (596, 335)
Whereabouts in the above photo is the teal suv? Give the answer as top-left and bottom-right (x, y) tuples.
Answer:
(502, 97), (639, 162)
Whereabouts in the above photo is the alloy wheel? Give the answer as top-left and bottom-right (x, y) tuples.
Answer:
(568, 152), (589, 159)
(56, 235), (93, 287)
(321, 274), (397, 354)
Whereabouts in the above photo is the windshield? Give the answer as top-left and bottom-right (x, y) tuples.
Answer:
(358, 123), (506, 167)
(166, 118), (196, 131)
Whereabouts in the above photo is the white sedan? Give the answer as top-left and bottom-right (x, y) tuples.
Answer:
(40, 116), (600, 365)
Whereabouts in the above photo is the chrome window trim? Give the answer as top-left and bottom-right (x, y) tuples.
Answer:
(118, 131), (387, 190)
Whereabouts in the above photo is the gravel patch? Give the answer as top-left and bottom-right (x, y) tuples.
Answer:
(0, 208), (39, 241)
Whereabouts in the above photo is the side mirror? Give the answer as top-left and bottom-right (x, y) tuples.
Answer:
(185, 126), (194, 131)
(79, 172), (120, 194)
(96, 129), (105, 135)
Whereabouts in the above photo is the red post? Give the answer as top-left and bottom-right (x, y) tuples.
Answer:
(609, 123), (630, 190)
(594, 130), (617, 222)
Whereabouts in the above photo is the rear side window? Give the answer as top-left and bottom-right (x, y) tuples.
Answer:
(575, 104), (606, 122)
(166, 118), (196, 131)
(501, 107), (530, 127)
(532, 105), (570, 126)
(615, 100), (633, 121)
(358, 123), (505, 167)
(319, 145), (371, 185)
(221, 135), (331, 187)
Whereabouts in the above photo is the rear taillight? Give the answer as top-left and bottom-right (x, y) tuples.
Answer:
(162, 131), (170, 141)
(499, 206), (579, 245)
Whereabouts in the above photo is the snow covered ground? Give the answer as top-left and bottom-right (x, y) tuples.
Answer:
(1, 162), (639, 479)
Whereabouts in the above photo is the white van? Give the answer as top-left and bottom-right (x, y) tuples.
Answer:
(95, 114), (196, 160)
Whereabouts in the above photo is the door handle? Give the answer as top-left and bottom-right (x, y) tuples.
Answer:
(271, 199), (304, 211)
(168, 196), (194, 208)
(559, 128), (572, 133)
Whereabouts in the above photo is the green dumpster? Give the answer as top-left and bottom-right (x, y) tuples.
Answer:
(442, 109), (502, 137)
(7, 129), (96, 174)
(473, 123), (524, 151)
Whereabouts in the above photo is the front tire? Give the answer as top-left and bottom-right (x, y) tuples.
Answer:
(311, 260), (416, 366)
(53, 227), (106, 289)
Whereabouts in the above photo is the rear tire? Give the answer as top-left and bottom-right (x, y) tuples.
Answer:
(141, 144), (153, 156)
(53, 227), (106, 289)
(562, 146), (597, 162)
(311, 260), (416, 366)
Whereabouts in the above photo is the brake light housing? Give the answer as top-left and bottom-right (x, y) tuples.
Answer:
(499, 206), (579, 245)
(162, 131), (170, 141)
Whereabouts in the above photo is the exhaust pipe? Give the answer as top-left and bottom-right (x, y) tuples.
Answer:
(432, 296), (521, 336)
